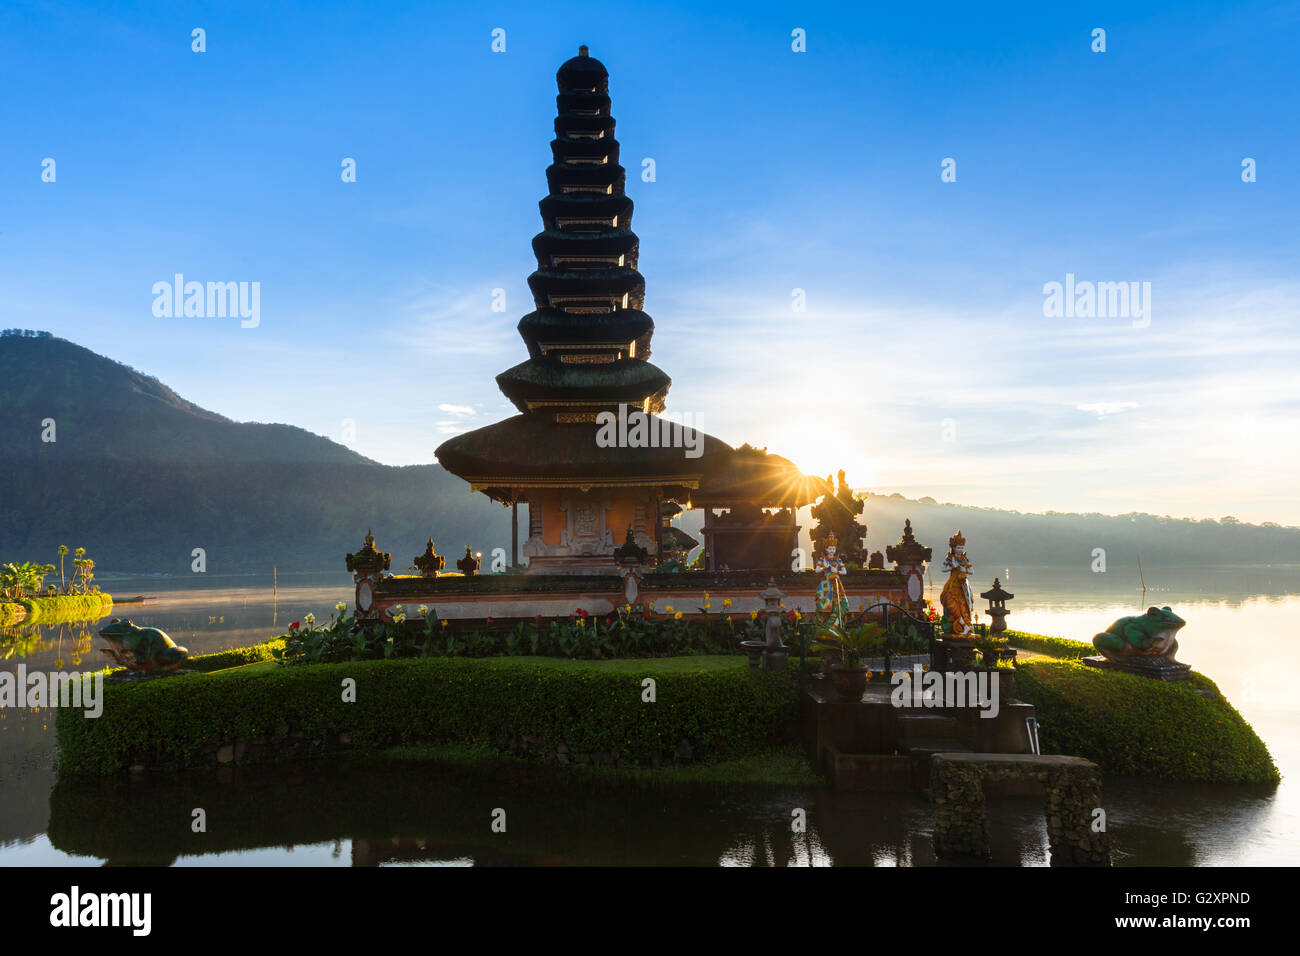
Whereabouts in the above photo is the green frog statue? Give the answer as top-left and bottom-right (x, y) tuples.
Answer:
(1087, 606), (1190, 680)
(99, 619), (190, 673)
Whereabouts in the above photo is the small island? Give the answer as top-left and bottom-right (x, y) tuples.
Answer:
(0, 547), (112, 626)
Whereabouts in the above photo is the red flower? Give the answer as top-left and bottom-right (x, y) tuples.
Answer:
(486, 616), (494, 625)
(289, 621), (300, 632)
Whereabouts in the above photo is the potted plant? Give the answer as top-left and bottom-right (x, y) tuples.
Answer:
(815, 623), (883, 702)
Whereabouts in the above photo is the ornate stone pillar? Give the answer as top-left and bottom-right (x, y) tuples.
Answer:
(886, 518), (932, 615)
(346, 530), (390, 622)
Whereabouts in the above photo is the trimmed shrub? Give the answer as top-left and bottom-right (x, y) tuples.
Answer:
(56, 655), (799, 775)
(1013, 660), (1279, 784)
(185, 639), (285, 673)
(1004, 629), (1095, 659)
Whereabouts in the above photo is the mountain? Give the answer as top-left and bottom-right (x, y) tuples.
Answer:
(2, 330), (1297, 577)
(848, 493), (1300, 574)
(0, 330), (507, 574)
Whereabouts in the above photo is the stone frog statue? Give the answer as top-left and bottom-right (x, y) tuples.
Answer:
(99, 619), (190, 672)
(1092, 606), (1185, 661)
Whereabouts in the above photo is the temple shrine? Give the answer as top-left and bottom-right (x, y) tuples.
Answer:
(353, 48), (933, 623)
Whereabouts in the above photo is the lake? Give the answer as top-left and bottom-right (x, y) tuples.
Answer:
(2, 564), (1296, 866)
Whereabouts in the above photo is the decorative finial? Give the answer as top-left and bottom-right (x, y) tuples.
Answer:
(579, 45), (589, 57)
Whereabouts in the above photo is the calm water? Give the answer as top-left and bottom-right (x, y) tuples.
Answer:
(2, 565), (1296, 866)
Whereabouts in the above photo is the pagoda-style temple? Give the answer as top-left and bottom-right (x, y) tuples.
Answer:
(435, 46), (820, 574)
(353, 47), (928, 623)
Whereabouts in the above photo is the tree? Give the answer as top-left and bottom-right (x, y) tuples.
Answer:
(57, 544), (68, 593)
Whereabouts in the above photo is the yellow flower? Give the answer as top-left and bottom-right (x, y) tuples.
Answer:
(750, 611), (759, 620)
(665, 605), (674, 613)
(674, 611), (683, 620)
(723, 599), (732, 608)
(703, 602), (711, 610)
(703, 592), (710, 601)
(441, 620), (449, 628)
(794, 611), (802, 620)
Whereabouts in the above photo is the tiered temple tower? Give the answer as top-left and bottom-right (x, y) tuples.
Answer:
(437, 47), (726, 572)
(500, 45), (665, 416)
(436, 47), (826, 573)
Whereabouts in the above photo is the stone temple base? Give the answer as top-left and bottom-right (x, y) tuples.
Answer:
(1083, 655), (1191, 681)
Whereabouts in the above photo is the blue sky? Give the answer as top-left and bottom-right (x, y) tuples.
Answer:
(3, 0), (1298, 523)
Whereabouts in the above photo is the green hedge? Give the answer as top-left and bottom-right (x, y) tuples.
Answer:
(1004, 629), (1096, 659)
(1013, 660), (1279, 784)
(56, 655), (799, 775)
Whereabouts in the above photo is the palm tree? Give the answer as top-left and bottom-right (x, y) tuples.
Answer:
(57, 545), (68, 593)
(73, 548), (86, 594)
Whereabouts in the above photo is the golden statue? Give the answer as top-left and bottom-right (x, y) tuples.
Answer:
(939, 531), (974, 636)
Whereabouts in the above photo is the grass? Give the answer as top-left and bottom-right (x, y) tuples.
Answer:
(207, 660), (279, 677)
(1004, 629), (1096, 659)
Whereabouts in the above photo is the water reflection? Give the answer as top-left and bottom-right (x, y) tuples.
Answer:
(39, 759), (1264, 867)
(43, 760), (990, 867)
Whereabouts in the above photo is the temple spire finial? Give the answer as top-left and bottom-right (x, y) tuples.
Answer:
(578, 44), (588, 57)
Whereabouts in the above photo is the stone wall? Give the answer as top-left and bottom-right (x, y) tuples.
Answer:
(930, 753), (1110, 865)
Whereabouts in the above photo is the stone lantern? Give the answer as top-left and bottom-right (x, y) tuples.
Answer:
(760, 579), (788, 670)
(741, 579), (788, 671)
(979, 577), (1014, 635)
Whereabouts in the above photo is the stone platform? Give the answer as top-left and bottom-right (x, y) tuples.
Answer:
(363, 568), (907, 623)
(801, 679), (1038, 791)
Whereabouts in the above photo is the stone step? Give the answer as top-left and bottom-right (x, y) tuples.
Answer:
(901, 737), (972, 757)
(897, 714), (959, 738)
